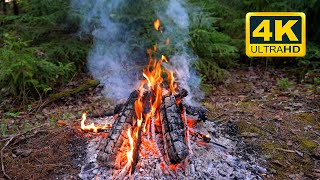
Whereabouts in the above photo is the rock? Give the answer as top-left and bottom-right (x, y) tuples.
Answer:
(12, 149), (32, 157)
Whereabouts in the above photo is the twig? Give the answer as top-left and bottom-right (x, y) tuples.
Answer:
(1, 136), (14, 180)
(1, 124), (47, 141)
(36, 164), (70, 167)
(212, 113), (225, 120)
(276, 148), (295, 153)
(209, 141), (228, 150)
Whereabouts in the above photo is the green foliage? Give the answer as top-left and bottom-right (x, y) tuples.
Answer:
(3, 111), (20, 118)
(277, 78), (296, 91)
(0, 0), (89, 103)
(313, 77), (320, 94)
(189, 0), (239, 85)
(1, 124), (7, 137)
(0, 34), (75, 102)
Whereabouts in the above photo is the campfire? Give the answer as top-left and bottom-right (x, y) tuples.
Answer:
(80, 18), (211, 178)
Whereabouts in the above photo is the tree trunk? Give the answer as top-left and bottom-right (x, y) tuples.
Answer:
(13, 0), (19, 15)
(2, 0), (6, 14)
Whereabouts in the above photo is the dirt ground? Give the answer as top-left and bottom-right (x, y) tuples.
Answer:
(0, 67), (319, 179)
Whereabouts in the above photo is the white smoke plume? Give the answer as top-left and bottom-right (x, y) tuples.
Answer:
(71, 0), (137, 100)
(71, 0), (203, 104)
(159, 0), (203, 105)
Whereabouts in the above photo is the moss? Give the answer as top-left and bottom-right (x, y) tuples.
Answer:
(294, 136), (318, 151)
(300, 138), (318, 151)
(237, 101), (258, 111)
(294, 113), (315, 124)
(236, 120), (260, 134)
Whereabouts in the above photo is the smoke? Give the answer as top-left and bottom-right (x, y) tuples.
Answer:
(159, 0), (203, 105)
(71, 0), (202, 104)
(71, 0), (137, 100)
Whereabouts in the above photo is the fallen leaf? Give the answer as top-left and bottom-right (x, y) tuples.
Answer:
(57, 120), (67, 126)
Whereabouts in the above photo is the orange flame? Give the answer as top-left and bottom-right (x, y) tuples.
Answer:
(168, 71), (176, 94)
(154, 44), (157, 52)
(80, 113), (111, 133)
(154, 19), (160, 31)
(127, 128), (134, 163)
(81, 113), (99, 133)
(161, 55), (168, 62)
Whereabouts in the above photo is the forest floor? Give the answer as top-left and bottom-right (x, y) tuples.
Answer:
(0, 67), (319, 179)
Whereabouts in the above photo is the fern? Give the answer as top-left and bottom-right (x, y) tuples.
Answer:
(0, 34), (75, 102)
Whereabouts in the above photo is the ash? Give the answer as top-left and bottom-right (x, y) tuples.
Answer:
(79, 116), (266, 180)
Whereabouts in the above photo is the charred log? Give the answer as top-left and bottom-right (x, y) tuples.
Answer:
(131, 122), (143, 174)
(160, 95), (188, 164)
(97, 91), (138, 168)
(183, 102), (208, 122)
(86, 103), (125, 119)
(174, 88), (188, 99)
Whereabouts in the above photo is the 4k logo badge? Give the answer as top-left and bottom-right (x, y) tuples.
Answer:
(246, 12), (306, 57)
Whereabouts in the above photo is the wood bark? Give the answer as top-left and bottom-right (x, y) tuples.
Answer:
(160, 95), (188, 164)
(97, 91), (138, 169)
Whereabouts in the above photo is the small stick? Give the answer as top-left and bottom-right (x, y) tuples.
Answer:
(1, 136), (14, 180)
(189, 130), (228, 150)
(276, 148), (295, 153)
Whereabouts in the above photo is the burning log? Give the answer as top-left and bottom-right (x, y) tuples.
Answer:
(160, 95), (188, 164)
(130, 121), (143, 174)
(97, 90), (139, 168)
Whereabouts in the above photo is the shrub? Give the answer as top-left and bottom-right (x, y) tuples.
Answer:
(0, 34), (75, 102)
(277, 78), (296, 91)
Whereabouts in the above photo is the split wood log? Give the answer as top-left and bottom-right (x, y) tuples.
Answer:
(97, 91), (138, 169)
(160, 95), (188, 164)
